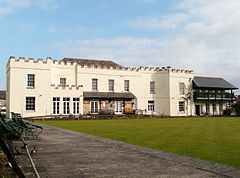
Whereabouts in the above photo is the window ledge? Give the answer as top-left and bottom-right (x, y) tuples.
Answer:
(26, 87), (35, 89)
(25, 110), (36, 113)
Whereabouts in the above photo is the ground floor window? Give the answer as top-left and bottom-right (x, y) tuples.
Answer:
(219, 103), (223, 114)
(73, 98), (80, 114)
(213, 103), (216, 113)
(91, 100), (99, 113)
(148, 100), (154, 111)
(26, 97), (35, 111)
(206, 103), (210, 114)
(53, 97), (60, 115)
(179, 101), (185, 112)
(63, 97), (70, 114)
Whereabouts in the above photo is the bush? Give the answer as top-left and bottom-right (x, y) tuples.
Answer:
(233, 102), (240, 116)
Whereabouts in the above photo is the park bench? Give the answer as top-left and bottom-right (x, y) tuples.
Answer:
(11, 112), (43, 138)
(0, 113), (41, 178)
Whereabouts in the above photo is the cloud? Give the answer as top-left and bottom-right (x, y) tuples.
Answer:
(34, 0), (60, 10)
(0, 6), (13, 15)
(64, 26), (85, 33)
(0, 0), (59, 16)
(127, 0), (240, 91)
(130, 13), (189, 30)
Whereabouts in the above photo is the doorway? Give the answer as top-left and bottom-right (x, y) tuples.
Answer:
(195, 105), (200, 116)
(115, 101), (123, 114)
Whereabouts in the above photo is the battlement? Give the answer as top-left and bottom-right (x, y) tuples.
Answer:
(8, 56), (194, 74)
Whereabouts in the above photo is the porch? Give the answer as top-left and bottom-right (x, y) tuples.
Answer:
(82, 92), (136, 115)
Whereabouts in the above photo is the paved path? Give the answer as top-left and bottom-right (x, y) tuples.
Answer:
(14, 125), (240, 178)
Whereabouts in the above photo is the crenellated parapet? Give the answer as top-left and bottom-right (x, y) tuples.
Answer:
(8, 56), (194, 74)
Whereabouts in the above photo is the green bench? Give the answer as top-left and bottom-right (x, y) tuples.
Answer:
(11, 112), (43, 138)
(0, 113), (42, 178)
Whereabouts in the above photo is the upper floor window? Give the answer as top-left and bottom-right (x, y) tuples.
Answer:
(179, 82), (185, 95)
(60, 78), (66, 86)
(26, 97), (35, 111)
(124, 80), (129, 92)
(150, 81), (155, 94)
(92, 78), (98, 91)
(179, 101), (185, 112)
(109, 79), (114, 92)
(27, 74), (35, 88)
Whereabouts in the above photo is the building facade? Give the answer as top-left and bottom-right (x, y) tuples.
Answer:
(6, 57), (237, 118)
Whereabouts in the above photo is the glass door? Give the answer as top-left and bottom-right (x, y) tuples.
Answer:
(115, 101), (123, 114)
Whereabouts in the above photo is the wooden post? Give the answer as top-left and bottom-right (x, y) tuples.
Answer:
(0, 134), (25, 178)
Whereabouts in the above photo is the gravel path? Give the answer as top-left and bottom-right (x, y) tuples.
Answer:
(14, 125), (240, 178)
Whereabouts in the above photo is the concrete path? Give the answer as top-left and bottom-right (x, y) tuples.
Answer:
(14, 125), (240, 178)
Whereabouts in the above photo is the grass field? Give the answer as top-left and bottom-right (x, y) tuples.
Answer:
(39, 117), (240, 168)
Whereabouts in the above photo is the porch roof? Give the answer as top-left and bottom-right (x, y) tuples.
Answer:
(83, 92), (136, 99)
(193, 76), (238, 90)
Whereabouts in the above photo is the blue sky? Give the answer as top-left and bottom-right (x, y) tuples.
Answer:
(0, 0), (240, 93)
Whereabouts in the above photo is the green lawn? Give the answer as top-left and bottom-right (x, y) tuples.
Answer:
(39, 117), (240, 168)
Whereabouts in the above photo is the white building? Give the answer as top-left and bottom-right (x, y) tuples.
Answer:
(6, 57), (237, 118)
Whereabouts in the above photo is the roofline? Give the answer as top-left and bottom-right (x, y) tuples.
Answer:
(61, 57), (116, 63)
(194, 76), (222, 79)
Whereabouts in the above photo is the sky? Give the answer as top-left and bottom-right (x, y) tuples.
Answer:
(0, 0), (239, 93)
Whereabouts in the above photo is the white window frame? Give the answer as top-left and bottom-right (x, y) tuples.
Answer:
(26, 97), (35, 111)
(179, 82), (185, 95)
(90, 100), (99, 114)
(150, 81), (155, 94)
(63, 97), (70, 115)
(73, 98), (80, 115)
(92, 78), (98, 91)
(109, 79), (114, 92)
(124, 80), (129, 92)
(53, 97), (60, 115)
(179, 101), (185, 113)
(27, 74), (35, 88)
(148, 100), (154, 111)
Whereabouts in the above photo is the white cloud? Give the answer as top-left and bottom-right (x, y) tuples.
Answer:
(0, 0), (59, 16)
(0, 6), (13, 15)
(34, 0), (60, 10)
(64, 26), (85, 33)
(131, 13), (189, 30)
(128, 0), (240, 91)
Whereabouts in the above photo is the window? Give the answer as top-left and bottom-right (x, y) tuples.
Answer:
(179, 101), (185, 112)
(73, 98), (80, 115)
(27, 74), (35, 88)
(206, 103), (210, 114)
(124, 80), (129, 92)
(213, 103), (216, 113)
(90, 100), (99, 113)
(179, 82), (185, 95)
(53, 97), (60, 115)
(150, 81), (155, 94)
(60, 78), (66, 86)
(148, 100), (154, 111)
(92, 78), (98, 91)
(109, 79), (114, 92)
(26, 97), (35, 111)
(63, 97), (70, 115)
(219, 103), (223, 114)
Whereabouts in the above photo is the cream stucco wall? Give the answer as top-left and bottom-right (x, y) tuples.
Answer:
(6, 57), (194, 117)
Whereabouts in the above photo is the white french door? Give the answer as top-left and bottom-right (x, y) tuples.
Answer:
(115, 101), (123, 114)
(90, 100), (99, 114)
